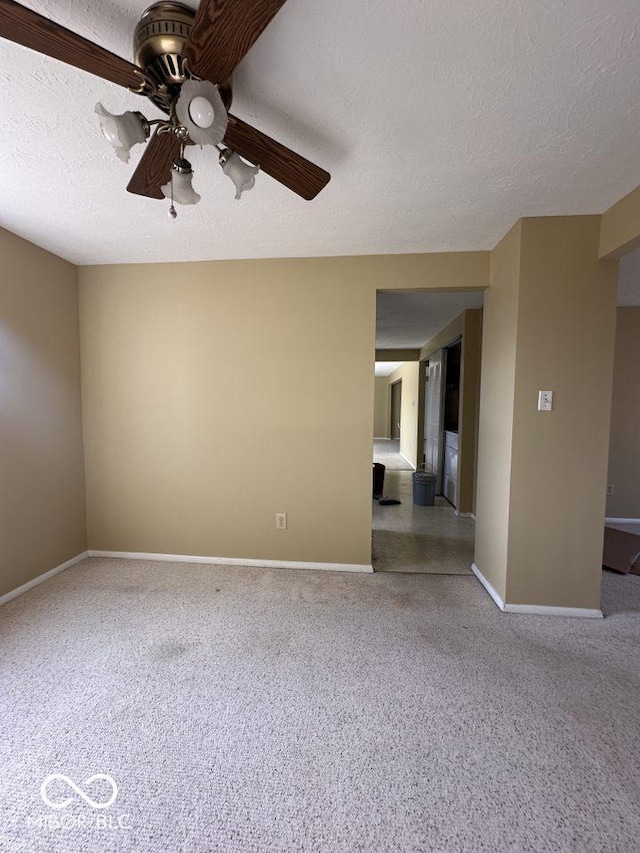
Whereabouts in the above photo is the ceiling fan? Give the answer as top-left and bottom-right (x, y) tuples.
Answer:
(0, 0), (331, 215)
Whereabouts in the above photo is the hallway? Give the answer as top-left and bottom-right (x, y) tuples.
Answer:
(372, 438), (412, 470)
(373, 441), (475, 575)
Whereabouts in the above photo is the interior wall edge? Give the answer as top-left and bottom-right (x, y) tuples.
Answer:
(471, 562), (505, 611)
(600, 185), (640, 258)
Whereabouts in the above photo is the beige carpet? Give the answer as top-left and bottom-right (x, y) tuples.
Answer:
(1, 558), (640, 852)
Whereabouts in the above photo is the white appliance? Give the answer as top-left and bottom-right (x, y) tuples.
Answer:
(443, 430), (459, 507)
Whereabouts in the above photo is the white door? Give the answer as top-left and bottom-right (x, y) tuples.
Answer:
(425, 350), (444, 492)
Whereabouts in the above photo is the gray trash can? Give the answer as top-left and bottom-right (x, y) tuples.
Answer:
(412, 470), (437, 506)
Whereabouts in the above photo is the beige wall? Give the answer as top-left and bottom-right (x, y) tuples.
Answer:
(386, 363), (420, 468)
(79, 260), (376, 566)
(336, 252), (489, 292)
(0, 213), (625, 611)
(418, 316), (464, 362)
(600, 185), (640, 259)
(475, 217), (618, 609)
(0, 213), (629, 611)
(375, 349), (420, 361)
(0, 229), (86, 597)
(607, 307), (640, 519)
(458, 311), (482, 515)
(373, 376), (389, 437)
(506, 217), (617, 608)
(474, 223), (522, 601)
(79, 253), (489, 567)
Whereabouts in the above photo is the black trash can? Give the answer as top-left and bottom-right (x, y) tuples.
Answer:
(412, 470), (437, 506)
(373, 463), (386, 498)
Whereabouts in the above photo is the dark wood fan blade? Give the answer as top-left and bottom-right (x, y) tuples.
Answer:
(185, 0), (289, 83)
(0, 0), (147, 89)
(224, 115), (330, 200)
(127, 132), (180, 200)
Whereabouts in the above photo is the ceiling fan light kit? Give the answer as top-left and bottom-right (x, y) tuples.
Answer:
(174, 79), (227, 146)
(219, 148), (260, 200)
(0, 0), (331, 219)
(162, 157), (201, 216)
(95, 103), (150, 163)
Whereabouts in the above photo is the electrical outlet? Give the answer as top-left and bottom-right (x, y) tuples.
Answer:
(607, 484), (615, 496)
(276, 513), (287, 530)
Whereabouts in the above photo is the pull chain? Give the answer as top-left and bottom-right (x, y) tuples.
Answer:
(169, 171), (177, 219)
(168, 141), (186, 219)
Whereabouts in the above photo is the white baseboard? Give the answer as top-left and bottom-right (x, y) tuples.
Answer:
(455, 511), (473, 518)
(471, 563), (505, 610)
(0, 551), (90, 607)
(471, 563), (603, 618)
(88, 551), (374, 573)
(503, 603), (603, 618)
(399, 452), (416, 470)
(605, 518), (640, 525)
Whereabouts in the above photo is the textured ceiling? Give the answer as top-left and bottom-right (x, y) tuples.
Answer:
(2, 1), (640, 265)
(376, 291), (484, 349)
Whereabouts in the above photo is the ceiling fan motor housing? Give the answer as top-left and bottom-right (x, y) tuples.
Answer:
(133, 2), (232, 114)
(133, 2), (195, 111)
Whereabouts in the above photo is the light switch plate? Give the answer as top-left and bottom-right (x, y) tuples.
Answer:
(537, 390), (553, 411)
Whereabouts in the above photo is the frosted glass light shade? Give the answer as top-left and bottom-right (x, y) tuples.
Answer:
(220, 151), (260, 199)
(161, 162), (201, 206)
(95, 102), (147, 163)
(175, 80), (227, 146)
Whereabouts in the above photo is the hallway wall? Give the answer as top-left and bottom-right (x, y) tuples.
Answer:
(373, 377), (389, 437)
(474, 223), (522, 601)
(419, 309), (483, 514)
(385, 363), (420, 468)
(606, 307), (640, 519)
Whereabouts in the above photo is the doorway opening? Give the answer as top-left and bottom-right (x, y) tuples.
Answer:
(602, 244), (640, 583)
(372, 290), (484, 574)
(390, 379), (402, 440)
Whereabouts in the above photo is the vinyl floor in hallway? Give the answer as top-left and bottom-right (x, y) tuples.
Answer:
(372, 468), (475, 575)
(372, 438), (413, 470)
